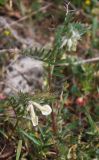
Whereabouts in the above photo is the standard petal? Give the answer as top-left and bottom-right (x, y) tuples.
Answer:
(39, 105), (52, 115)
(32, 102), (52, 116)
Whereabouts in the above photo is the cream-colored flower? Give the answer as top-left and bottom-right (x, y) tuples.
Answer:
(72, 30), (80, 40)
(61, 30), (81, 51)
(32, 102), (52, 115)
(27, 101), (52, 126)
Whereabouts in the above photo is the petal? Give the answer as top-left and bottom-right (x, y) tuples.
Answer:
(39, 105), (52, 115)
(30, 105), (38, 126)
(27, 102), (38, 126)
(31, 114), (38, 126)
(61, 38), (67, 48)
(67, 39), (72, 51)
(32, 102), (52, 116)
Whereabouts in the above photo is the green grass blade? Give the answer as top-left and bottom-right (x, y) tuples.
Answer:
(20, 129), (42, 146)
(16, 140), (22, 160)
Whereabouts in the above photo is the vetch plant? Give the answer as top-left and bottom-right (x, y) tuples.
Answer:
(0, 1), (98, 159)
(27, 101), (52, 126)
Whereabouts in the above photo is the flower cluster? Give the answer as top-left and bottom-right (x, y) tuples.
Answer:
(61, 29), (81, 51)
(27, 101), (52, 126)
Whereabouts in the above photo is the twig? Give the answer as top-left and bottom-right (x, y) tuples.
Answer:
(51, 103), (57, 134)
(58, 57), (99, 66)
(64, 1), (76, 15)
(74, 57), (99, 65)
(64, 1), (70, 15)
(64, 0), (76, 10)
(0, 144), (6, 156)
(0, 48), (20, 54)
(0, 3), (52, 46)
(0, 3), (52, 32)
(0, 16), (31, 45)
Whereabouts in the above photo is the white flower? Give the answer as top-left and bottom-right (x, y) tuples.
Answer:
(61, 30), (81, 51)
(72, 30), (80, 40)
(32, 102), (52, 115)
(27, 101), (52, 126)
